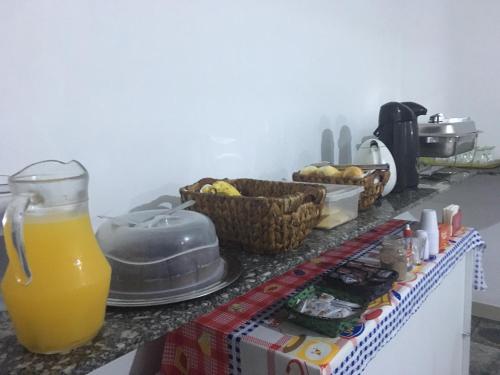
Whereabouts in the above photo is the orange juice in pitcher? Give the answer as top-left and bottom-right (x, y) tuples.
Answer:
(1, 160), (111, 354)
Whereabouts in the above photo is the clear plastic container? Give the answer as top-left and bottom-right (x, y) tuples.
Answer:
(379, 236), (407, 281)
(96, 209), (224, 301)
(316, 184), (364, 229)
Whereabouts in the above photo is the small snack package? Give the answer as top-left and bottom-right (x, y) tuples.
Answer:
(438, 223), (452, 252)
(296, 292), (360, 319)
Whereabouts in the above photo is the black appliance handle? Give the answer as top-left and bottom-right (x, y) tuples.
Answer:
(401, 102), (427, 117)
(374, 101), (402, 138)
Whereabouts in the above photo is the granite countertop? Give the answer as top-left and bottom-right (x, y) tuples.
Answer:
(1, 167), (499, 374)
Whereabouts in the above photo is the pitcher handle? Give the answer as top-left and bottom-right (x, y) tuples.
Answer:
(2, 195), (32, 285)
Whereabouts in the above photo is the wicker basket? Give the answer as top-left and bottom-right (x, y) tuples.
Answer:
(292, 166), (390, 210)
(179, 178), (326, 254)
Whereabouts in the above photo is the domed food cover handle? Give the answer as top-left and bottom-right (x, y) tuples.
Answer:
(3, 195), (32, 285)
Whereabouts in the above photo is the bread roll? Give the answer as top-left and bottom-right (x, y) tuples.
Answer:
(318, 165), (341, 177)
(343, 166), (364, 179)
(300, 165), (318, 176)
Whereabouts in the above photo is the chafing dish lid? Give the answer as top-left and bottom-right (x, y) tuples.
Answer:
(419, 113), (477, 136)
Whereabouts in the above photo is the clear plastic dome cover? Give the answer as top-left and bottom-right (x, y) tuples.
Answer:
(96, 209), (224, 300)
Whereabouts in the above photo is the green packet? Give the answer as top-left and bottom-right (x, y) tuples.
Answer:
(285, 284), (369, 337)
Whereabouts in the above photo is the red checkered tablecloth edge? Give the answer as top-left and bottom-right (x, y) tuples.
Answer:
(161, 219), (407, 374)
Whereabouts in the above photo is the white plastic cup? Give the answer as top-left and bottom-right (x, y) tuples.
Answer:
(420, 209), (439, 259)
(415, 230), (429, 261)
(420, 209), (438, 231)
(427, 231), (439, 259)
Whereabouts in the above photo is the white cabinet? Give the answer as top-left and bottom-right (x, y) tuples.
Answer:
(364, 251), (473, 375)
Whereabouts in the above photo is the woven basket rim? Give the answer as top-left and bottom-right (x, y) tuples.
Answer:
(292, 167), (389, 178)
(178, 177), (326, 253)
(291, 167), (390, 210)
(180, 178), (326, 203)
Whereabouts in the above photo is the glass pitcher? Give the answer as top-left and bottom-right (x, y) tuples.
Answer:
(0, 175), (11, 312)
(1, 160), (111, 354)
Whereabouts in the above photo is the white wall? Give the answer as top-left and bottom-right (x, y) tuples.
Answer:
(447, 1), (500, 152)
(0, 1), (494, 222)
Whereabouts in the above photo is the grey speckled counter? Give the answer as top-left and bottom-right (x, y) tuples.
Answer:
(1, 168), (498, 374)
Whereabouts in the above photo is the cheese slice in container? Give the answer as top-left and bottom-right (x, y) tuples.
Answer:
(316, 184), (364, 229)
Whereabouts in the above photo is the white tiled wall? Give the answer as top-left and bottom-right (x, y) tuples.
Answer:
(0, 1), (498, 222)
(446, 1), (500, 154)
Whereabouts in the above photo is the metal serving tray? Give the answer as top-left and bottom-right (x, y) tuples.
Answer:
(419, 132), (479, 158)
(419, 117), (476, 135)
(418, 113), (480, 158)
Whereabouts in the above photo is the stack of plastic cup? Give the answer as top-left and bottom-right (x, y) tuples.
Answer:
(420, 209), (439, 260)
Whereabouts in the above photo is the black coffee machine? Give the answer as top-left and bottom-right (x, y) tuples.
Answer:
(374, 102), (427, 193)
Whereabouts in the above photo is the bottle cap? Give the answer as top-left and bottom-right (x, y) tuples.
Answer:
(403, 224), (412, 238)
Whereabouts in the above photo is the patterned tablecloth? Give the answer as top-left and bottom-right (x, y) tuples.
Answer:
(161, 219), (486, 375)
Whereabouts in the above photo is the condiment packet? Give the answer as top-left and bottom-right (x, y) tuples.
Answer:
(376, 269), (394, 278)
(323, 307), (353, 319)
(318, 293), (335, 302)
(296, 293), (357, 318)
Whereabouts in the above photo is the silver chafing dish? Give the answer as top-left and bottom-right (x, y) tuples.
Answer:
(418, 113), (480, 158)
